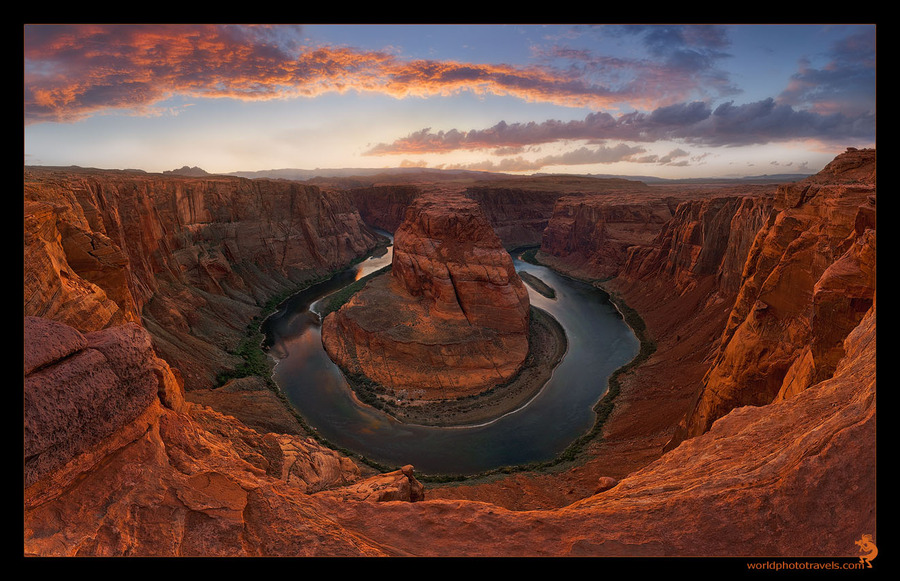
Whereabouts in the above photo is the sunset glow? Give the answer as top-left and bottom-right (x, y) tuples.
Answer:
(24, 24), (876, 179)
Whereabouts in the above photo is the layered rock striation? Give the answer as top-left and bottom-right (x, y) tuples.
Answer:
(539, 194), (678, 280)
(668, 148), (876, 447)
(24, 151), (876, 557)
(24, 316), (425, 557)
(463, 186), (563, 249)
(24, 167), (380, 390)
(322, 192), (531, 399)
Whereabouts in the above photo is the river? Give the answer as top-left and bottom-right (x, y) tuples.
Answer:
(262, 236), (640, 476)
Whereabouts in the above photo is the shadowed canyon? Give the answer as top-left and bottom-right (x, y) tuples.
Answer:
(23, 148), (876, 559)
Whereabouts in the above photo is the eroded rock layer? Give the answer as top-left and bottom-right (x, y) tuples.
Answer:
(668, 148), (876, 447)
(24, 317), (423, 557)
(322, 192), (530, 399)
(24, 167), (380, 390)
(24, 151), (876, 557)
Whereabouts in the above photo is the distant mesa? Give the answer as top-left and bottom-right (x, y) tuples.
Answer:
(163, 165), (211, 176)
(321, 192), (531, 401)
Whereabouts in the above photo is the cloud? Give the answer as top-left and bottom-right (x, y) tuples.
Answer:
(364, 97), (874, 157)
(439, 143), (648, 172)
(778, 26), (876, 116)
(24, 24), (645, 124)
(364, 113), (619, 155)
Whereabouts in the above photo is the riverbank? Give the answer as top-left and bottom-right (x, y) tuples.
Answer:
(340, 305), (568, 427)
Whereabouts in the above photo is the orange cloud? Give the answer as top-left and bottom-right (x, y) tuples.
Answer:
(24, 24), (628, 124)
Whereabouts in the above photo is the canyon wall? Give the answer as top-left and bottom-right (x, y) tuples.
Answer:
(539, 195), (677, 280)
(667, 148), (876, 446)
(24, 167), (380, 390)
(348, 185), (421, 233)
(348, 183), (562, 248)
(321, 192), (531, 399)
(463, 187), (563, 249)
(23, 150), (876, 557)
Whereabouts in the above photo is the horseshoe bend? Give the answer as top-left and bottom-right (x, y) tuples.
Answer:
(23, 148), (876, 558)
(322, 192), (549, 423)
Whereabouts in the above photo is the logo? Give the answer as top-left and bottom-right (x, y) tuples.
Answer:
(855, 534), (878, 568)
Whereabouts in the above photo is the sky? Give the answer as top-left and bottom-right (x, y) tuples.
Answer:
(23, 24), (876, 179)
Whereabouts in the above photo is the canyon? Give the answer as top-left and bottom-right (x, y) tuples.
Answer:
(23, 148), (876, 559)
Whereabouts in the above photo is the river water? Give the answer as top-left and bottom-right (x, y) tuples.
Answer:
(262, 236), (640, 476)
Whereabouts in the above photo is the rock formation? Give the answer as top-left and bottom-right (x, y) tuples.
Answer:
(24, 316), (424, 557)
(322, 192), (531, 399)
(24, 167), (380, 391)
(668, 148), (876, 447)
(23, 151), (876, 557)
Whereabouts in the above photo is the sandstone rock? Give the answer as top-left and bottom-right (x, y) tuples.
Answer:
(24, 316), (180, 488)
(594, 477), (618, 493)
(668, 148), (876, 447)
(317, 464), (425, 503)
(24, 317), (379, 557)
(24, 167), (380, 389)
(24, 201), (133, 332)
(322, 192), (531, 399)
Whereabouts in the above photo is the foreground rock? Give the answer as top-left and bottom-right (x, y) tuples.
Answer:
(322, 192), (531, 400)
(24, 317), (422, 557)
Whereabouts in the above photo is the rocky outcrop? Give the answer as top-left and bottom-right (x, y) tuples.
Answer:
(668, 148), (876, 447)
(24, 316), (184, 488)
(24, 316), (424, 557)
(24, 167), (380, 390)
(322, 192), (531, 399)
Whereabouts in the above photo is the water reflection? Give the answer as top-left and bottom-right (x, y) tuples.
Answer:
(262, 237), (640, 475)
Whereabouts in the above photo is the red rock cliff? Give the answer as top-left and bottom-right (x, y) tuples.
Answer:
(24, 167), (380, 390)
(24, 315), (424, 557)
(23, 152), (876, 557)
(539, 193), (678, 280)
(322, 192), (531, 399)
(463, 187), (563, 249)
(668, 148), (876, 447)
